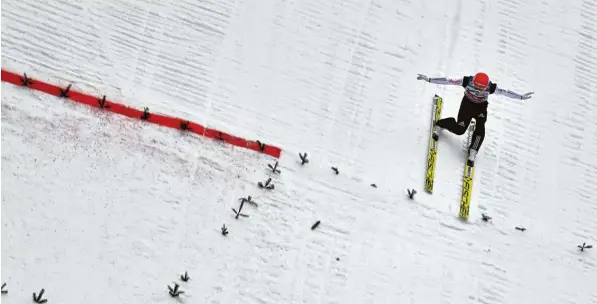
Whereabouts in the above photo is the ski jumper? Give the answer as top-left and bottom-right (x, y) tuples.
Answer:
(426, 75), (527, 152)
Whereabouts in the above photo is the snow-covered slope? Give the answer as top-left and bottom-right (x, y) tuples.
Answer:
(2, 0), (596, 303)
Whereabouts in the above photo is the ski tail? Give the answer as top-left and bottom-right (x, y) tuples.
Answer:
(425, 95), (442, 193)
(459, 120), (476, 220)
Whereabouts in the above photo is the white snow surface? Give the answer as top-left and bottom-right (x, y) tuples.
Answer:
(2, 0), (597, 303)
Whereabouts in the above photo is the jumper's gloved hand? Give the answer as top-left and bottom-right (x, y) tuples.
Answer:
(521, 92), (534, 100)
(417, 74), (429, 82)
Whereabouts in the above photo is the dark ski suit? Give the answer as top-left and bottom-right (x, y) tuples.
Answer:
(424, 75), (532, 152)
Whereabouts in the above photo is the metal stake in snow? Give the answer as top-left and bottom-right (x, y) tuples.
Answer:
(98, 95), (110, 109)
(299, 152), (309, 165)
(60, 84), (72, 98)
(32, 288), (47, 303)
(168, 283), (184, 297)
(232, 199), (248, 219)
(141, 107), (151, 120)
(578, 242), (593, 252)
(20, 73), (33, 87)
(407, 189), (417, 199)
(258, 177), (274, 190)
(268, 161), (281, 174)
(180, 271), (190, 282)
(256, 140), (267, 152)
(240, 195), (257, 208)
(180, 120), (190, 130)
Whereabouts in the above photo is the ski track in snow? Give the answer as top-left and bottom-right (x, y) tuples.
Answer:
(2, 0), (597, 303)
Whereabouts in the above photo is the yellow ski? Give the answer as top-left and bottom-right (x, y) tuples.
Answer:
(459, 120), (476, 220)
(424, 95), (443, 193)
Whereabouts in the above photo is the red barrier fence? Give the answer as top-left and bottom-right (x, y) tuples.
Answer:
(1, 69), (282, 158)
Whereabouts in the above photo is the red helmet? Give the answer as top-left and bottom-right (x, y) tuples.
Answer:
(473, 72), (489, 89)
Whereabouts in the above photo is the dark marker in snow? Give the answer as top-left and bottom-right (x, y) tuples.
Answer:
(231, 207), (248, 219)
(168, 283), (184, 297)
(60, 84), (72, 98)
(331, 167), (339, 174)
(97, 95), (110, 109)
(32, 288), (47, 303)
(221, 224), (229, 236)
(299, 152), (309, 165)
(141, 107), (151, 120)
(268, 161), (281, 174)
(1, 282), (7, 294)
(180, 120), (190, 130)
(578, 242), (593, 252)
(407, 189), (417, 199)
(240, 195), (257, 208)
(311, 220), (321, 230)
(256, 140), (266, 152)
(481, 213), (492, 222)
(515, 227), (526, 232)
(20, 73), (33, 87)
(180, 271), (190, 282)
(258, 177), (274, 190)
(232, 197), (249, 219)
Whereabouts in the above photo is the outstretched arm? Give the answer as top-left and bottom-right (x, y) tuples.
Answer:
(494, 87), (534, 100)
(417, 74), (464, 86)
